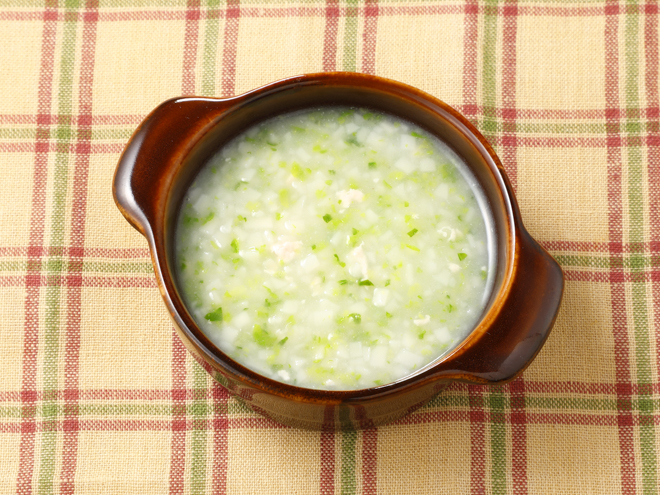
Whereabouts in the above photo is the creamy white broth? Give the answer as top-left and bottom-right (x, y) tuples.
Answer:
(176, 107), (494, 390)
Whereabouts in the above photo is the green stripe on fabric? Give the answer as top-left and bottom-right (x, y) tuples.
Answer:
(5, 395), (660, 420)
(201, 0), (221, 96)
(488, 386), (507, 495)
(38, 7), (79, 495)
(191, 363), (209, 494)
(624, 0), (657, 492)
(553, 254), (660, 269)
(0, 128), (133, 140)
(0, 403), (234, 419)
(0, 260), (153, 274)
(337, 406), (357, 495)
(481, 3), (507, 493)
(6, 253), (660, 276)
(342, 0), (358, 72)
(0, 0), (618, 8)
(481, 0), (499, 139)
(340, 431), (357, 494)
(5, 123), (660, 140)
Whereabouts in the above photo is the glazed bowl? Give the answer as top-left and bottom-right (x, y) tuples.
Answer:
(113, 72), (563, 430)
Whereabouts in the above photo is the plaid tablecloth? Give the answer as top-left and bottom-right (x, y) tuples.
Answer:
(1, 0), (659, 493)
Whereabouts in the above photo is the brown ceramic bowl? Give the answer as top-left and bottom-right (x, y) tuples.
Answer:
(113, 72), (563, 430)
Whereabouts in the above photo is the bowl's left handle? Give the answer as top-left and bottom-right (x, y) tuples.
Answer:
(113, 97), (235, 236)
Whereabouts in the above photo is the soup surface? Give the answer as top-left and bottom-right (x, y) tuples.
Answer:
(176, 107), (494, 390)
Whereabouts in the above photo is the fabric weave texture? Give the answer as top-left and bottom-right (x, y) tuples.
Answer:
(0, 0), (659, 493)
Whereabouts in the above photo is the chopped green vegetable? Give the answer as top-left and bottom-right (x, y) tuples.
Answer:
(334, 254), (346, 267)
(311, 244), (317, 250)
(278, 337), (288, 345)
(183, 215), (199, 226)
(253, 324), (277, 347)
(204, 307), (223, 322)
(385, 279), (391, 287)
(339, 280), (348, 285)
(368, 161), (377, 169)
(323, 214), (332, 223)
(458, 252), (467, 261)
(411, 131), (424, 138)
(275, 212), (282, 220)
(329, 169), (336, 175)
(291, 162), (308, 180)
(349, 313), (362, 323)
(201, 212), (215, 224)
(352, 228), (359, 235)
(407, 228), (418, 237)
(231, 239), (239, 253)
(405, 244), (420, 252)
(358, 280), (374, 286)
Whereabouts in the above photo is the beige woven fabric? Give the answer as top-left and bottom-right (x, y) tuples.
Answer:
(0, 1), (658, 494)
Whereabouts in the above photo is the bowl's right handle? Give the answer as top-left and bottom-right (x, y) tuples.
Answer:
(432, 226), (564, 384)
(113, 97), (236, 236)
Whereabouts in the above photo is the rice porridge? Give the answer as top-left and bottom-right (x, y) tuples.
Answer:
(175, 107), (495, 390)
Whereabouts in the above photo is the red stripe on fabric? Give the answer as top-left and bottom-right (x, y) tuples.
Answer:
(462, 0), (479, 119)
(169, 330), (187, 495)
(7, 136), (660, 155)
(17, 4), (58, 494)
(220, 0), (240, 98)
(604, 4), (636, 493)
(9, 269), (660, 289)
(0, 143), (125, 153)
(4, 241), (660, 259)
(5, 378), (660, 405)
(4, 4), (660, 22)
(7, 412), (660, 434)
(645, 0), (660, 380)
(0, 246), (150, 258)
(361, 0), (379, 75)
(501, 0), (518, 188)
(563, 270), (660, 283)
(500, 5), (527, 489)
(508, 378), (528, 495)
(60, 4), (99, 492)
(320, 405), (335, 495)
(322, 0), (339, 72)
(467, 384), (487, 495)
(0, 114), (145, 125)
(0, 275), (158, 289)
(2, 106), (659, 129)
(181, 0), (201, 95)
(362, 428), (378, 495)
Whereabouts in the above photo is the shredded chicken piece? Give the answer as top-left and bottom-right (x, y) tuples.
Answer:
(413, 315), (431, 326)
(351, 243), (369, 279)
(438, 227), (458, 242)
(271, 241), (303, 263)
(336, 189), (365, 208)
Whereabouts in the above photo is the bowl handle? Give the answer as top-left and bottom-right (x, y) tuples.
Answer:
(113, 97), (236, 236)
(432, 227), (564, 384)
